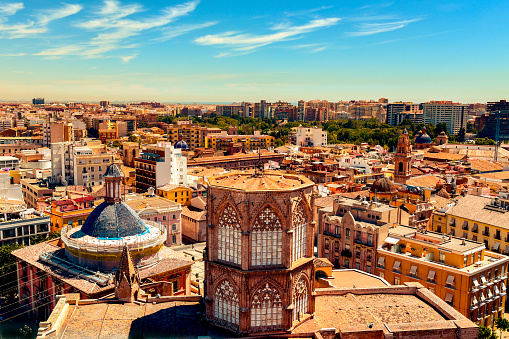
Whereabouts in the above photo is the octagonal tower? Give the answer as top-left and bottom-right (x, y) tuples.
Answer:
(204, 171), (315, 335)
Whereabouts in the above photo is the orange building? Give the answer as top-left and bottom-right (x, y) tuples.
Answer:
(377, 225), (509, 327)
(49, 195), (95, 232)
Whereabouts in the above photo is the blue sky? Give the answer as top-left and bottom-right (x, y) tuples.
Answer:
(0, 0), (508, 103)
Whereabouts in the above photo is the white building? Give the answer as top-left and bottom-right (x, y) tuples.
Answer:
(294, 126), (327, 147)
(422, 102), (468, 134)
(336, 155), (373, 174)
(154, 141), (187, 187)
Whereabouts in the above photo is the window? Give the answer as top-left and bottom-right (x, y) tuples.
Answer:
(251, 207), (283, 266)
(367, 234), (373, 245)
(292, 204), (307, 262)
(172, 235), (177, 243)
(445, 292), (454, 306)
(394, 276), (400, 285)
(293, 276), (309, 321)
(439, 252), (445, 264)
(250, 283), (283, 328)
(78, 219), (83, 226)
(217, 205), (242, 265)
(163, 216), (166, 221)
(379, 272), (384, 279)
(355, 262), (360, 270)
(346, 228), (350, 237)
(214, 280), (239, 327)
(429, 286), (435, 294)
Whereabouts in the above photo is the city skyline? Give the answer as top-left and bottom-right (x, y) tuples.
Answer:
(0, 0), (507, 102)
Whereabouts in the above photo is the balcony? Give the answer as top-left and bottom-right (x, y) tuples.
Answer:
(354, 239), (374, 247)
(341, 249), (352, 258)
(323, 230), (341, 239)
(472, 228), (478, 234)
(483, 231), (490, 237)
(495, 234), (501, 240)
(405, 271), (421, 280)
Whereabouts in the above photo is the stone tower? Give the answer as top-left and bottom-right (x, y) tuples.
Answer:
(394, 129), (412, 184)
(204, 171), (315, 335)
(115, 245), (141, 303)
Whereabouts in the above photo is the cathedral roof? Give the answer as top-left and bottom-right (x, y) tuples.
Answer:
(104, 163), (124, 178)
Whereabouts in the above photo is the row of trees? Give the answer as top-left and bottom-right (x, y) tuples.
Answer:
(479, 318), (509, 339)
(154, 114), (497, 149)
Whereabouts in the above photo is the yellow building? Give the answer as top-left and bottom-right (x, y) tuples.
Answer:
(49, 196), (95, 232)
(431, 194), (509, 255)
(205, 130), (275, 151)
(156, 184), (191, 206)
(377, 225), (509, 327)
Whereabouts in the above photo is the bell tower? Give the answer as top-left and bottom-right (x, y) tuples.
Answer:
(394, 129), (412, 184)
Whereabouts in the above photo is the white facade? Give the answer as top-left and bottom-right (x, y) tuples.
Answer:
(336, 156), (372, 174)
(295, 126), (327, 147)
(422, 103), (468, 134)
(154, 141), (187, 187)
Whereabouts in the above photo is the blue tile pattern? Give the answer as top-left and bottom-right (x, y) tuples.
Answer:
(81, 201), (148, 238)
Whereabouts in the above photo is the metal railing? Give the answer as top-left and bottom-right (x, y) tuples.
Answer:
(61, 220), (167, 254)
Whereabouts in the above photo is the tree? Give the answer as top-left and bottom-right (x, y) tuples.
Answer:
(495, 317), (509, 339)
(456, 127), (466, 143)
(0, 243), (24, 300)
(476, 137), (496, 145)
(479, 326), (498, 339)
(111, 140), (123, 149)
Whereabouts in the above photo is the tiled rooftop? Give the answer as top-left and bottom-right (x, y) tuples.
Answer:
(59, 301), (231, 339)
(12, 241), (193, 296)
(314, 292), (447, 329)
(447, 194), (509, 229)
(209, 171), (314, 191)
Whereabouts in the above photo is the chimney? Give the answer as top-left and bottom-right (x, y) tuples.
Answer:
(448, 234), (452, 240)
(462, 238), (466, 245)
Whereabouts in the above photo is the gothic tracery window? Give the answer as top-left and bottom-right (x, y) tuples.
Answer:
(214, 280), (240, 327)
(292, 204), (307, 262)
(293, 276), (309, 321)
(251, 207), (282, 266)
(251, 283), (283, 328)
(217, 205), (241, 265)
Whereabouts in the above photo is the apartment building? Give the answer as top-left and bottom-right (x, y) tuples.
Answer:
(292, 126), (327, 147)
(166, 120), (222, 150)
(0, 201), (50, 246)
(156, 184), (192, 206)
(204, 130), (275, 151)
(386, 102), (421, 126)
(42, 122), (73, 147)
(21, 179), (55, 209)
(422, 101), (469, 134)
(431, 193), (509, 254)
(134, 141), (187, 193)
(122, 190), (182, 246)
(51, 140), (113, 187)
(377, 225), (509, 327)
(215, 105), (242, 117)
(49, 195), (95, 232)
(317, 196), (409, 270)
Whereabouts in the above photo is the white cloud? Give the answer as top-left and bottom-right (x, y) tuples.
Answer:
(290, 43), (329, 53)
(37, 0), (200, 59)
(0, 3), (82, 39)
(0, 2), (23, 16)
(120, 54), (137, 63)
(284, 6), (333, 17)
(195, 17), (340, 55)
(0, 52), (24, 56)
(156, 21), (217, 41)
(347, 18), (422, 36)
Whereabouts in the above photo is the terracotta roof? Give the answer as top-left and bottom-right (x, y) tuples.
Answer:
(209, 171), (314, 191)
(338, 190), (370, 199)
(474, 171), (509, 181)
(12, 241), (192, 297)
(437, 188), (450, 199)
(446, 194), (509, 230)
(181, 206), (206, 221)
(423, 152), (466, 162)
(406, 175), (444, 188)
(468, 159), (504, 173)
(314, 258), (333, 268)
(314, 196), (335, 208)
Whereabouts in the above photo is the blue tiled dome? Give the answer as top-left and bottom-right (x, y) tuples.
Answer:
(80, 202), (147, 239)
(174, 140), (188, 149)
(415, 131), (432, 144)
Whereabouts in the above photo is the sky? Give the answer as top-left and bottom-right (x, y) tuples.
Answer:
(0, 0), (508, 103)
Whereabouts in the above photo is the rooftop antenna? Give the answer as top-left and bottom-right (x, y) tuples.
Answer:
(254, 148), (264, 176)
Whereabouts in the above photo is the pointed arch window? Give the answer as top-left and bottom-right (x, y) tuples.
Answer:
(214, 280), (239, 327)
(292, 204), (307, 262)
(251, 283), (283, 328)
(293, 276), (309, 321)
(217, 205), (241, 265)
(251, 207), (282, 266)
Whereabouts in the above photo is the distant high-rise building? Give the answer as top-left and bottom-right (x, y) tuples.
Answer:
(422, 101), (468, 134)
(32, 98), (44, 105)
(386, 103), (421, 126)
(99, 100), (110, 107)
